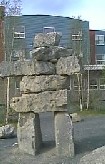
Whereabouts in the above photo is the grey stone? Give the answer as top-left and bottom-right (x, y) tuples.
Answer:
(0, 124), (15, 138)
(79, 146), (105, 164)
(0, 60), (55, 77)
(70, 113), (82, 123)
(34, 60), (55, 75)
(20, 75), (70, 93)
(17, 112), (42, 155)
(56, 56), (80, 75)
(54, 111), (74, 157)
(10, 89), (69, 113)
(32, 47), (52, 61)
(32, 46), (73, 61)
(51, 46), (73, 61)
(33, 32), (62, 48)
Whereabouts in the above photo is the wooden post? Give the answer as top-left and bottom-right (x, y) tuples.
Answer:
(6, 77), (10, 124)
(80, 73), (83, 111)
(86, 69), (90, 110)
(77, 73), (83, 111)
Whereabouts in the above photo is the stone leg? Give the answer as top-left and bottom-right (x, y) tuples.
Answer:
(17, 112), (42, 155)
(54, 111), (74, 157)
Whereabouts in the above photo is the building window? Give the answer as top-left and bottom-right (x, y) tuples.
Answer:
(12, 49), (25, 61)
(72, 31), (82, 41)
(15, 79), (20, 90)
(73, 78), (79, 90)
(95, 35), (105, 45)
(96, 54), (105, 64)
(72, 34), (82, 41)
(89, 79), (98, 90)
(99, 78), (105, 90)
(43, 27), (55, 33)
(14, 26), (25, 38)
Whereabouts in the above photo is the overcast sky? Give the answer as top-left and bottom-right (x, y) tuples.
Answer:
(22, 0), (105, 30)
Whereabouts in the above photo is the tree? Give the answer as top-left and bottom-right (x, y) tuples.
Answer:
(0, 0), (22, 16)
(71, 17), (83, 111)
(0, 0), (22, 124)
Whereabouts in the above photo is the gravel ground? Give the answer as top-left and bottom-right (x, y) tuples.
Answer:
(0, 113), (105, 164)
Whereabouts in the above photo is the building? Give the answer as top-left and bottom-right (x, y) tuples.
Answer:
(1, 13), (105, 110)
(4, 15), (90, 64)
(60, 29), (105, 110)
(90, 30), (105, 65)
(82, 30), (105, 109)
(0, 13), (90, 105)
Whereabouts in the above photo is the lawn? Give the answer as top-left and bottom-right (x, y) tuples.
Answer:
(78, 109), (105, 116)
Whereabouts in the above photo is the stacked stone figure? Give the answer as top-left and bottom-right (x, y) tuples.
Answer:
(2, 32), (80, 157)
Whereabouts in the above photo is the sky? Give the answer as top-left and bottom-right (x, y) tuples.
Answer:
(21, 0), (105, 30)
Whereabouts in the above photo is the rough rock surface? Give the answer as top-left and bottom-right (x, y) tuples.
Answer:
(70, 113), (82, 123)
(57, 56), (80, 75)
(0, 60), (55, 76)
(0, 56), (80, 77)
(0, 124), (15, 138)
(34, 60), (55, 75)
(20, 75), (70, 93)
(54, 111), (74, 157)
(32, 46), (73, 61)
(17, 112), (42, 155)
(0, 31), (79, 158)
(79, 146), (105, 164)
(10, 90), (69, 113)
(33, 32), (62, 48)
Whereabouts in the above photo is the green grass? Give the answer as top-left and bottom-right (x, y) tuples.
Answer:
(77, 109), (105, 116)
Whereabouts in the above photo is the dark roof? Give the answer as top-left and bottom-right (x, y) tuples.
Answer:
(22, 14), (74, 20)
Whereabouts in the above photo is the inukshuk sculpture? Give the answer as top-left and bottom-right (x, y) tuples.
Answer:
(0, 32), (80, 157)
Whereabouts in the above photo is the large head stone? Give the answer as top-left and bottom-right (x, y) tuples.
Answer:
(33, 32), (62, 48)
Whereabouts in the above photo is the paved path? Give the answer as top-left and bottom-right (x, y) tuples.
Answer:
(0, 113), (105, 163)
